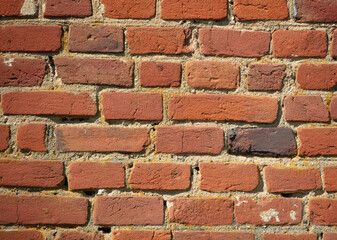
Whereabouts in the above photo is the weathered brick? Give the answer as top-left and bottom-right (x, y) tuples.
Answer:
(102, 92), (162, 121)
(332, 30), (337, 58)
(55, 126), (150, 152)
(0, 195), (88, 225)
(155, 126), (224, 155)
(297, 64), (337, 90)
(94, 196), (164, 225)
(247, 64), (286, 91)
(263, 233), (317, 240)
(0, 0), (37, 16)
(234, 0), (288, 20)
(0, 25), (62, 52)
(199, 162), (259, 192)
(0, 230), (43, 240)
(55, 231), (104, 240)
(139, 61), (181, 87)
(2, 91), (97, 117)
(298, 128), (337, 156)
(69, 162), (125, 190)
(44, 0), (92, 17)
(169, 198), (233, 225)
(310, 198), (337, 225)
(0, 125), (10, 151)
(127, 27), (193, 55)
(0, 58), (46, 87)
(265, 166), (322, 193)
(102, 0), (155, 19)
(228, 128), (297, 157)
(331, 96), (337, 121)
(112, 230), (171, 240)
(129, 163), (190, 190)
(186, 61), (239, 90)
(324, 233), (337, 240)
(161, 0), (227, 20)
(168, 94), (278, 123)
(284, 95), (329, 122)
(235, 198), (302, 225)
(69, 25), (123, 53)
(199, 28), (271, 57)
(17, 123), (46, 151)
(273, 30), (327, 58)
(54, 58), (134, 87)
(173, 231), (255, 240)
(295, 0), (337, 23)
(323, 166), (337, 192)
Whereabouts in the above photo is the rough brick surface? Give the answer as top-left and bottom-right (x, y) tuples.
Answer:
(263, 233), (317, 240)
(247, 64), (286, 91)
(332, 30), (337, 58)
(0, 125), (10, 151)
(55, 126), (150, 152)
(129, 163), (191, 190)
(331, 96), (337, 121)
(155, 126), (224, 155)
(264, 166), (322, 193)
(127, 27), (193, 55)
(298, 128), (337, 156)
(54, 58), (134, 87)
(0, 195), (88, 225)
(235, 198), (303, 225)
(102, 92), (162, 121)
(168, 94), (278, 123)
(295, 0), (337, 23)
(94, 196), (164, 225)
(228, 128), (297, 157)
(0, 230), (43, 240)
(273, 30), (327, 58)
(0, 58), (46, 86)
(44, 0), (92, 17)
(310, 199), (337, 225)
(199, 162), (259, 192)
(173, 231), (255, 240)
(284, 95), (329, 122)
(324, 233), (337, 240)
(297, 64), (337, 90)
(102, 0), (156, 19)
(68, 162), (125, 190)
(186, 61), (239, 90)
(55, 231), (104, 240)
(0, 0), (37, 16)
(169, 198), (233, 225)
(2, 91), (97, 116)
(199, 28), (271, 57)
(69, 25), (123, 53)
(112, 230), (171, 240)
(161, 0), (227, 20)
(0, 25), (62, 52)
(17, 123), (46, 151)
(234, 0), (288, 20)
(323, 166), (337, 192)
(139, 61), (181, 87)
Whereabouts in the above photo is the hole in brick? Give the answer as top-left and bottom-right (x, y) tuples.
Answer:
(127, 162), (133, 168)
(63, 178), (68, 188)
(98, 227), (111, 234)
(281, 193), (293, 198)
(194, 167), (200, 171)
(83, 191), (96, 197)
(163, 201), (167, 207)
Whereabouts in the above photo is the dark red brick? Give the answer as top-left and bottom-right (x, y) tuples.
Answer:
(55, 231), (104, 240)
(0, 0), (37, 17)
(0, 125), (10, 151)
(112, 230), (171, 240)
(44, 0), (92, 17)
(102, 0), (156, 19)
(263, 233), (317, 240)
(332, 30), (337, 58)
(310, 198), (337, 225)
(295, 0), (337, 23)
(0, 230), (43, 240)
(17, 123), (46, 151)
(331, 96), (337, 121)
(323, 166), (337, 192)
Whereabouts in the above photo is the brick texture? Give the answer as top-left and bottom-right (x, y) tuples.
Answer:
(295, 0), (337, 23)
(324, 233), (337, 240)
(297, 64), (337, 90)
(112, 230), (171, 240)
(263, 233), (317, 240)
(0, 0), (37, 17)
(323, 166), (337, 192)
(173, 231), (255, 240)
(310, 199), (337, 225)
(44, 0), (92, 17)
(102, 0), (156, 19)
(0, 230), (43, 240)
(55, 231), (104, 240)
(332, 30), (337, 58)
(0, 125), (10, 151)
(17, 123), (47, 151)
(331, 96), (337, 121)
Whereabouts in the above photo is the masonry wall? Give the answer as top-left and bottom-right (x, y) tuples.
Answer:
(0, 0), (337, 239)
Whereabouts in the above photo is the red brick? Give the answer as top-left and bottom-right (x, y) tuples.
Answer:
(0, 125), (10, 151)
(324, 233), (337, 240)
(17, 123), (46, 151)
(273, 30), (327, 58)
(0, 0), (37, 17)
(168, 94), (278, 123)
(263, 233), (317, 240)
(297, 64), (337, 90)
(295, 0), (337, 23)
(127, 27), (193, 55)
(332, 30), (337, 58)
(284, 95), (329, 122)
(0, 25), (62, 52)
(234, 0), (288, 20)
(199, 28), (271, 57)
(69, 161), (125, 190)
(55, 126), (150, 152)
(323, 166), (337, 192)
(186, 61), (239, 90)
(69, 25), (123, 53)
(169, 197), (233, 225)
(55, 231), (104, 240)
(54, 58), (134, 87)
(102, 0), (155, 19)
(161, 0), (227, 20)
(94, 196), (164, 225)
(247, 64), (286, 91)
(44, 0), (92, 17)
(298, 128), (337, 156)
(265, 166), (321, 193)
(0, 230), (43, 240)
(139, 61), (181, 87)
(235, 197), (302, 225)
(0, 159), (64, 188)
(331, 97), (337, 121)
(112, 230), (171, 240)
(129, 163), (191, 190)
(102, 92), (162, 121)
(310, 198), (337, 225)
(2, 91), (97, 117)
(173, 231), (254, 240)
(199, 162), (259, 192)
(155, 126), (224, 155)
(0, 195), (88, 225)
(0, 58), (46, 87)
